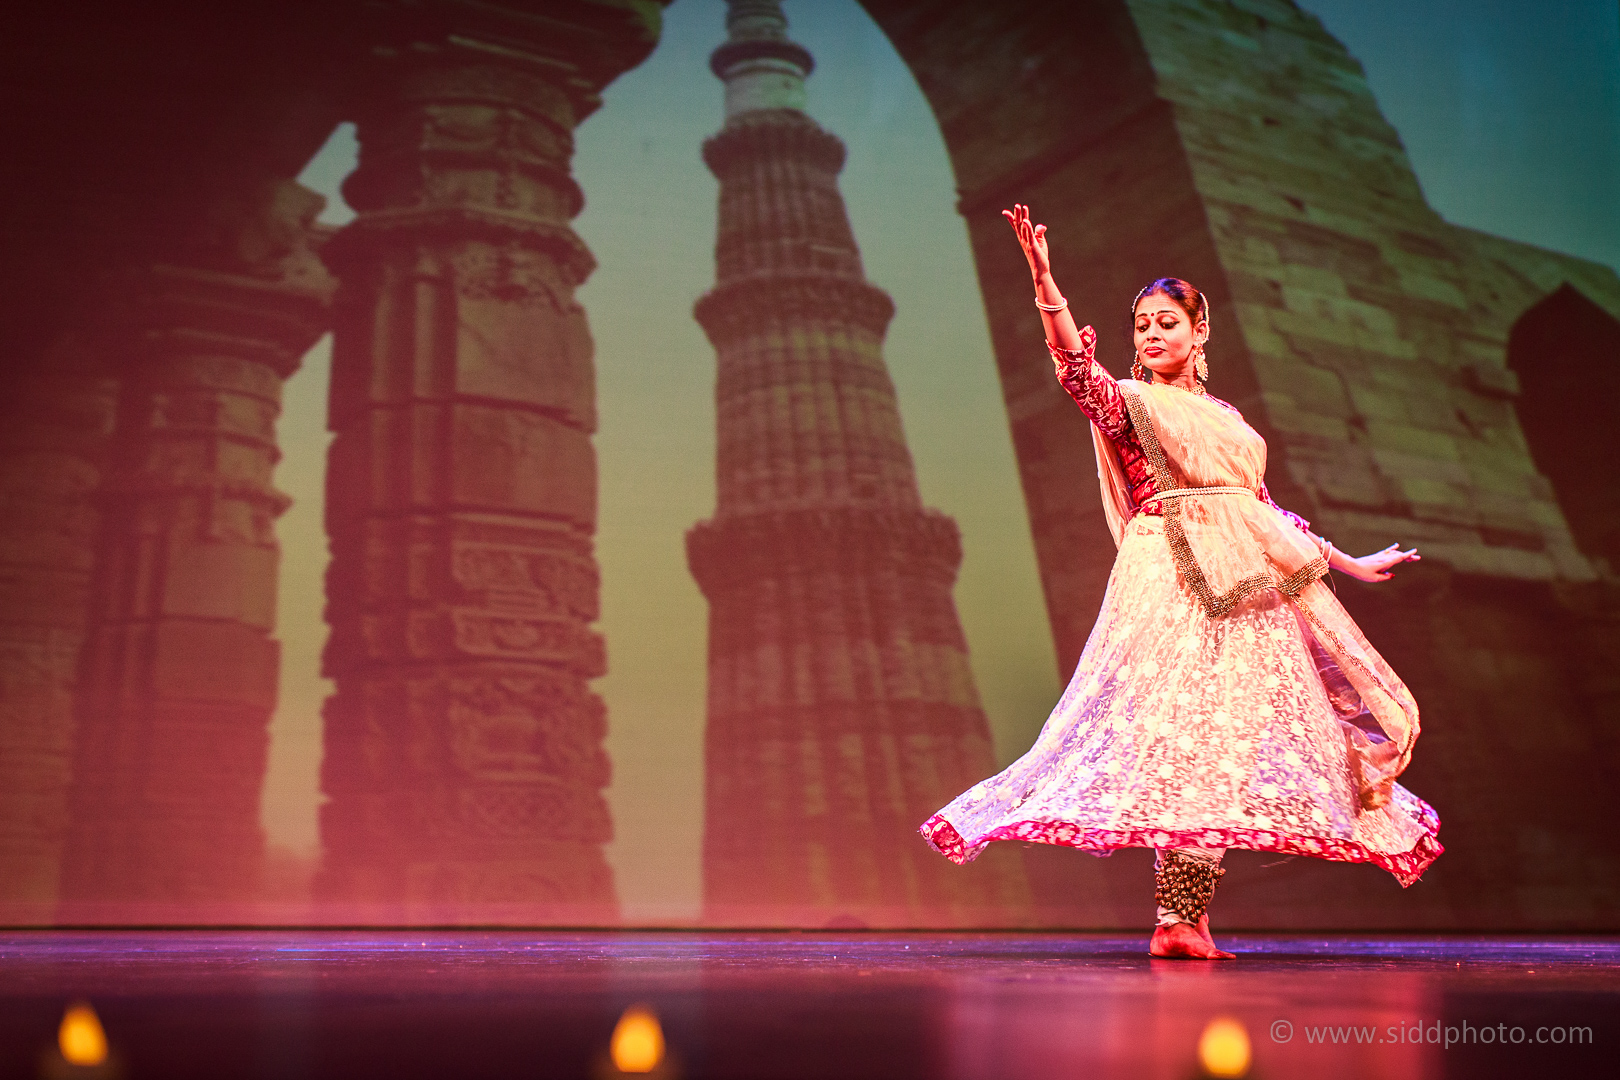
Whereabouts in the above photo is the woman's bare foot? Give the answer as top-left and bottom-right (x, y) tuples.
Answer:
(1149, 919), (1235, 959)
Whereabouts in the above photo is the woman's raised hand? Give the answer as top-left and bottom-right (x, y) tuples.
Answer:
(1341, 543), (1421, 583)
(1002, 203), (1051, 281)
(1006, 202), (1084, 352)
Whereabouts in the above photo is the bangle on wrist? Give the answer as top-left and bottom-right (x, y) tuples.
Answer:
(1035, 296), (1068, 312)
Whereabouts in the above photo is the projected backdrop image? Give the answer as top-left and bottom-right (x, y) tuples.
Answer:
(1, 0), (1616, 930)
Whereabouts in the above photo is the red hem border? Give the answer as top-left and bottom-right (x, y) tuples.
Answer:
(919, 814), (1442, 888)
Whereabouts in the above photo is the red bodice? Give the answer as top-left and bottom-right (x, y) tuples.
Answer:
(1050, 330), (1314, 536)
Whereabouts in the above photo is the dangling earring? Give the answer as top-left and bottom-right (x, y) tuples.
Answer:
(1193, 343), (1209, 383)
(1131, 351), (1149, 382)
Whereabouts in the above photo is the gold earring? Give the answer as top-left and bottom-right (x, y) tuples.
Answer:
(1193, 343), (1208, 383)
(1131, 351), (1149, 382)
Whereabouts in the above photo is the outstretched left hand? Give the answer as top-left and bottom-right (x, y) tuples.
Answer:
(1340, 543), (1420, 583)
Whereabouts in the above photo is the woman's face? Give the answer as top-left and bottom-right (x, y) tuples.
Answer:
(1133, 293), (1208, 378)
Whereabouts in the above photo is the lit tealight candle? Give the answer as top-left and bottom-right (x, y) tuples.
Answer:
(59, 1002), (108, 1067)
(1198, 1016), (1252, 1079)
(43, 1001), (121, 1079)
(611, 1005), (664, 1073)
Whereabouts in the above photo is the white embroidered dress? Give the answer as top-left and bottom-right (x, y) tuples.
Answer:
(920, 327), (1442, 885)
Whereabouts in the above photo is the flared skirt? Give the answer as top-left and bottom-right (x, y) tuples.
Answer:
(920, 514), (1441, 886)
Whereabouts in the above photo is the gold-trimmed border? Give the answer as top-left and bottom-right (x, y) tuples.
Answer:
(1121, 383), (1328, 618)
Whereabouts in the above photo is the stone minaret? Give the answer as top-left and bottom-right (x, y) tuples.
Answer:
(688, 0), (1027, 927)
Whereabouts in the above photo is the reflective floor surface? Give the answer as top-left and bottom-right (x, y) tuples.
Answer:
(1, 931), (1614, 1079)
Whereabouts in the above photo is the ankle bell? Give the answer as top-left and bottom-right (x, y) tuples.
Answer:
(1154, 849), (1226, 924)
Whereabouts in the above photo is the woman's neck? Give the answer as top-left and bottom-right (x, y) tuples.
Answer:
(1152, 367), (1201, 393)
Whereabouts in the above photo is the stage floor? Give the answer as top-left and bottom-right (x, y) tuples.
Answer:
(1, 931), (1614, 1079)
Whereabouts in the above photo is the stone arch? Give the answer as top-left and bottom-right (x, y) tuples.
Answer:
(844, 0), (1620, 930)
(854, 0), (1605, 665)
(856, 0), (1227, 675)
(1507, 283), (1620, 572)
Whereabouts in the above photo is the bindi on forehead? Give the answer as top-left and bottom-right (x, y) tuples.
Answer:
(1136, 305), (1182, 319)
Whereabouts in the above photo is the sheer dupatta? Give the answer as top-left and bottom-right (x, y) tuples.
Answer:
(1089, 381), (1420, 811)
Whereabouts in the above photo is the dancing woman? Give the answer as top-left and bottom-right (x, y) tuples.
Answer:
(920, 205), (1442, 959)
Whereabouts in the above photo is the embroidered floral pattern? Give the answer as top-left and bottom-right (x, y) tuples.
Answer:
(1050, 328), (1127, 438)
(917, 515), (1442, 887)
(1050, 335), (1163, 513)
(920, 814), (1442, 889)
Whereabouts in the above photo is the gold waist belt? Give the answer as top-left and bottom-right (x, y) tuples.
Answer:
(1151, 486), (1256, 499)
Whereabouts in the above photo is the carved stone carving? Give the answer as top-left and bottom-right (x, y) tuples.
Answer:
(55, 180), (333, 924)
(315, 2), (662, 923)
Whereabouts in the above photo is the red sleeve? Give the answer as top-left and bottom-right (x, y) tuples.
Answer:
(1049, 325), (1131, 440)
(1257, 480), (1314, 537)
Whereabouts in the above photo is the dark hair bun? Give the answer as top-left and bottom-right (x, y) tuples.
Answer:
(1132, 278), (1208, 325)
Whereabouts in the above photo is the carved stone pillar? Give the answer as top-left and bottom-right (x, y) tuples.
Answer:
(57, 181), (331, 923)
(0, 349), (118, 923)
(315, 2), (663, 922)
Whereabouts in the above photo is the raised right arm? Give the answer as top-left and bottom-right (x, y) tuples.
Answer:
(1004, 204), (1087, 352)
(1050, 328), (1131, 439)
(1002, 204), (1130, 438)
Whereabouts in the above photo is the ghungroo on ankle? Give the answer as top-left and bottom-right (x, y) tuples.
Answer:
(1154, 849), (1225, 924)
